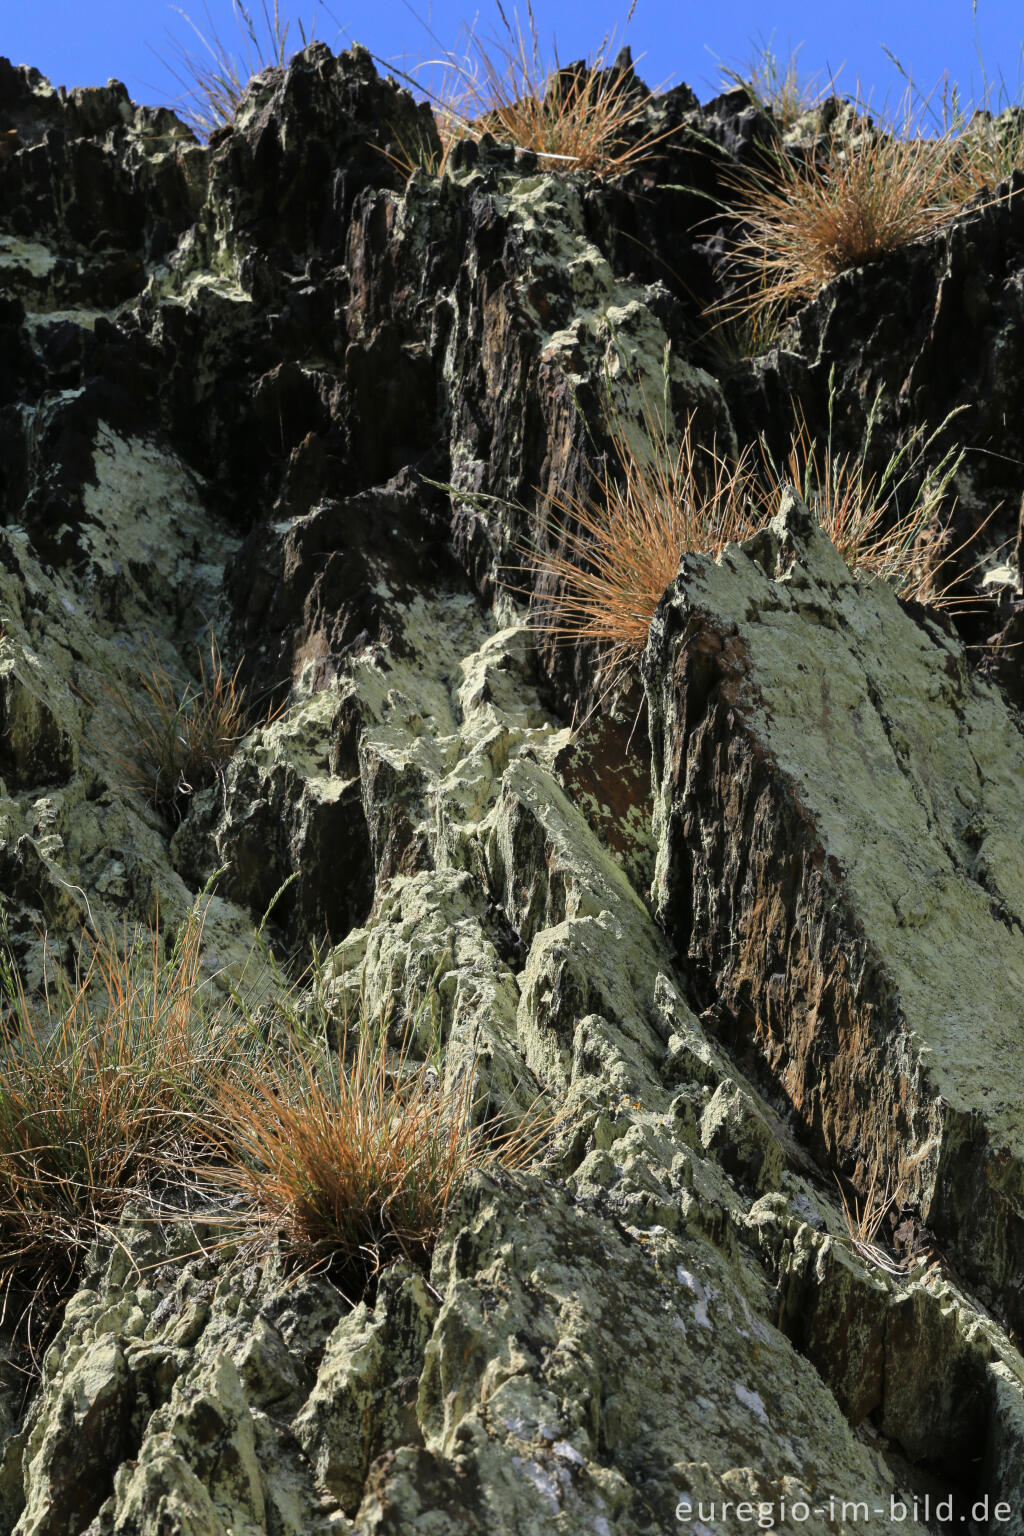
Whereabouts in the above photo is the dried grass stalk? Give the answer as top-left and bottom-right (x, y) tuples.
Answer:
(723, 105), (966, 326)
(203, 1013), (560, 1283)
(398, 1), (674, 179)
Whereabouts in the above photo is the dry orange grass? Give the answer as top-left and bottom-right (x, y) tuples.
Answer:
(380, 80), (472, 181)
(520, 378), (976, 678)
(204, 1013), (559, 1286)
(399, 1), (674, 179)
(722, 106), (965, 327)
(0, 908), (227, 1330)
(520, 400), (759, 676)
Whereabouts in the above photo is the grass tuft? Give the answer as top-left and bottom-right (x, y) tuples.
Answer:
(396, 0), (674, 179)
(518, 370), (981, 684)
(757, 374), (970, 608)
(517, 393), (759, 680)
(0, 907), (229, 1349)
(721, 101), (965, 327)
(97, 633), (269, 822)
(834, 1167), (910, 1275)
(882, 47), (1024, 201)
(157, 0), (317, 139)
(945, 103), (1024, 200)
(0, 906), (563, 1361)
(203, 1007), (559, 1288)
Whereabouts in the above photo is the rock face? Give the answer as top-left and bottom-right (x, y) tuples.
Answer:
(2, 34), (1024, 1536)
(646, 493), (1024, 1321)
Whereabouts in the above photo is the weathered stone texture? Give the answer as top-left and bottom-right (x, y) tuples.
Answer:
(3, 31), (1024, 1536)
(646, 491), (1024, 1336)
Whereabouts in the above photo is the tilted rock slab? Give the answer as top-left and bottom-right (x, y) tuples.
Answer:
(645, 490), (1024, 1334)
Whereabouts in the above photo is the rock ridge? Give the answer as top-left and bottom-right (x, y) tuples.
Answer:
(1, 38), (1024, 1535)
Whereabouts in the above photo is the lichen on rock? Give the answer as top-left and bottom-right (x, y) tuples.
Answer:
(2, 30), (1024, 1536)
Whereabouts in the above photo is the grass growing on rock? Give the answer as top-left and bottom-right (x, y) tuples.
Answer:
(520, 397), (758, 679)
(158, 0), (318, 138)
(202, 997), (560, 1290)
(944, 105), (1024, 200)
(165, 0), (672, 177)
(396, 1), (674, 178)
(520, 375), (977, 679)
(0, 907), (230, 1343)
(883, 49), (1024, 201)
(834, 1167), (912, 1276)
(754, 372), (971, 608)
(0, 900), (563, 1355)
(718, 67), (1024, 334)
(720, 103), (967, 329)
(97, 633), (268, 822)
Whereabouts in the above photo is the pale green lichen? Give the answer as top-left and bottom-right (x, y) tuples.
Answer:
(652, 495), (1024, 1205)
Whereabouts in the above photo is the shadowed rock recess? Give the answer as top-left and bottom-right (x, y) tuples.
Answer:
(3, 37), (1024, 1536)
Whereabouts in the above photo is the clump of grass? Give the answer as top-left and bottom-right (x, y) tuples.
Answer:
(158, 0), (318, 138)
(399, 0), (675, 179)
(0, 907), (228, 1342)
(204, 1008), (559, 1289)
(721, 101), (965, 327)
(757, 373), (969, 607)
(383, 116), (456, 181)
(518, 394), (760, 680)
(518, 368), (980, 684)
(716, 34), (832, 128)
(97, 633), (266, 821)
(0, 898), (561, 1356)
(834, 1167), (909, 1275)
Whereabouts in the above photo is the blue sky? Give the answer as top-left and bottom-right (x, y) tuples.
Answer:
(1, 1), (1021, 125)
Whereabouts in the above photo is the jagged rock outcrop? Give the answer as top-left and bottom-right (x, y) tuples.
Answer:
(2, 32), (1024, 1536)
(9, 585), (1024, 1534)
